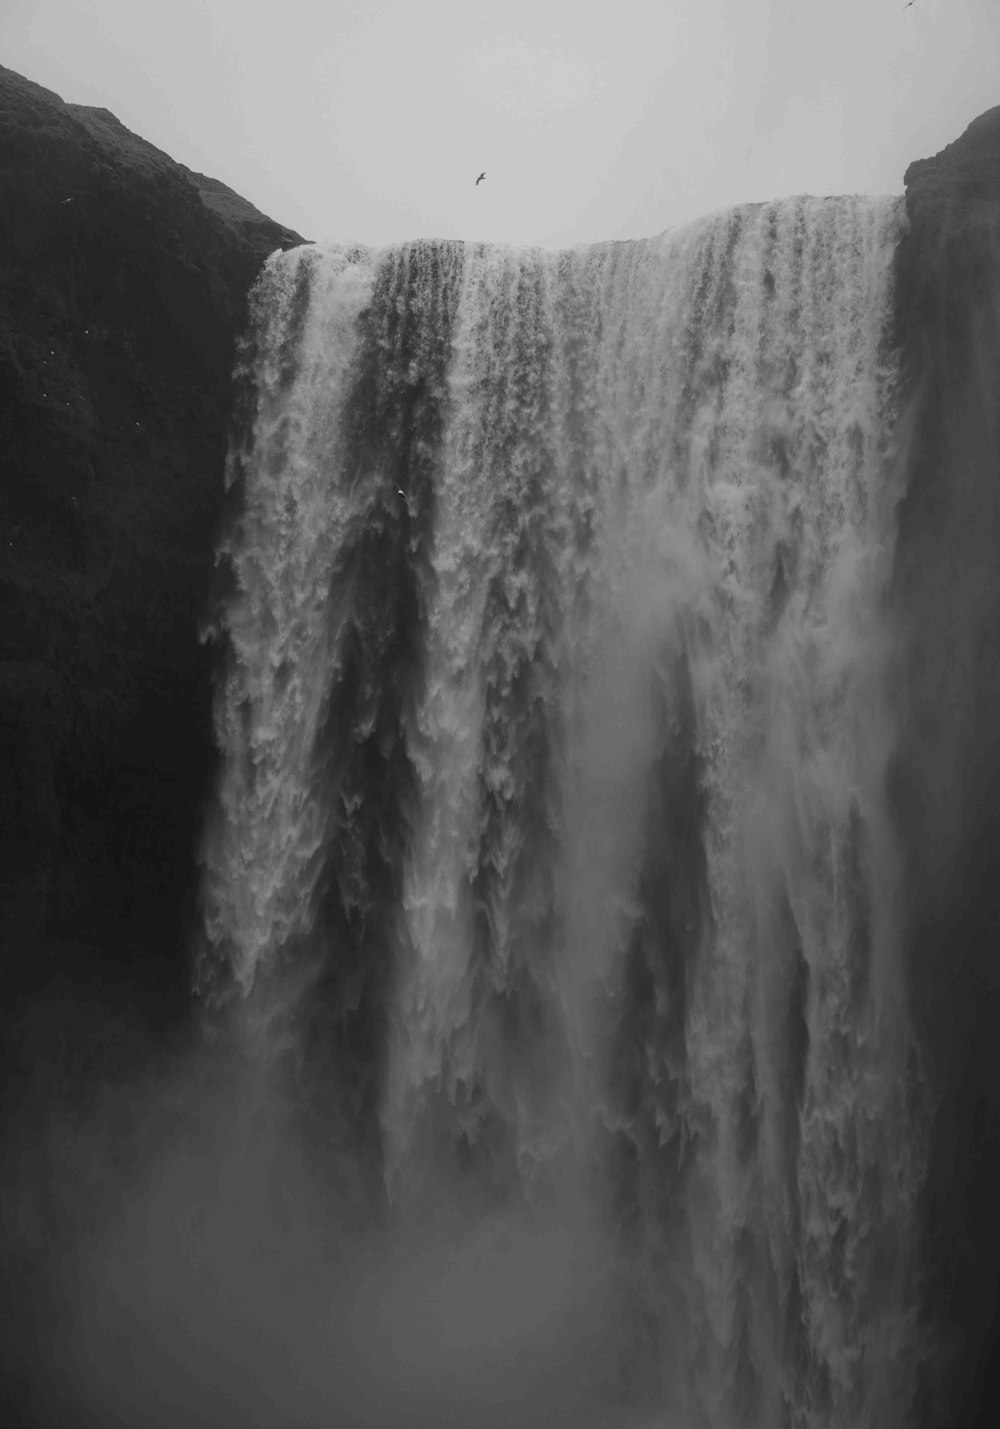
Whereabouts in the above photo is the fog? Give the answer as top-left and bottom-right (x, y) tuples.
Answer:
(2, 1006), (648, 1429)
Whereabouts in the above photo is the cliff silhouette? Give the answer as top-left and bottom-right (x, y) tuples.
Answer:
(0, 64), (302, 1013)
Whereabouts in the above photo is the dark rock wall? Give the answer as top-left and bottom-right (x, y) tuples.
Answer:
(0, 65), (302, 1011)
(892, 108), (1000, 1429)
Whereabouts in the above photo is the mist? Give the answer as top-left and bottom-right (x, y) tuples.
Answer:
(3, 1002), (647, 1429)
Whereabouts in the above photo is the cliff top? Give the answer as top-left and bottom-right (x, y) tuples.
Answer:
(0, 63), (304, 259)
(904, 106), (1000, 220)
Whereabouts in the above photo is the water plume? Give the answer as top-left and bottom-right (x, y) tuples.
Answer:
(194, 197), (926, 1425)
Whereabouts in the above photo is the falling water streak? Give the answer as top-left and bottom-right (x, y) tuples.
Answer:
(202, 197), (927, 1427)
(385, 246), (578, 1197)
(645, 198), (918, 1427)
(382, 243), (491, 1187)
(199, 245), (376, 1009)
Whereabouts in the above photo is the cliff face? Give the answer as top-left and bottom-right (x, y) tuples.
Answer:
(892, 108), (1000, 1429)
(0, 65), (303, 1006)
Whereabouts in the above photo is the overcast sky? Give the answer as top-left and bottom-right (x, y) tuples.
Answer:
(2, 0), (997, 249)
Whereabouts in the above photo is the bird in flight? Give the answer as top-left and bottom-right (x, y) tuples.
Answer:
(475, 172), (486, 186)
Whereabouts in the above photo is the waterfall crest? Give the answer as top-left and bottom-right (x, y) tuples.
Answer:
(200, 198), (927, 1425)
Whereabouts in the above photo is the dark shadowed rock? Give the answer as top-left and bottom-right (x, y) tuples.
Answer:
(892, 107), (1000, 1429)
(904, 106), (1000, 226)
(0, 63), (304, 1012)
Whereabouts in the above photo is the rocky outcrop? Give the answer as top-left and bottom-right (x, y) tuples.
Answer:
(902, 107), (1000, 232)
(892, 107), (1000, 1429)
(0, 65), (303, 1007)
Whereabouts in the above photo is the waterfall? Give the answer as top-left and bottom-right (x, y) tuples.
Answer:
(199, 198), (926, 1426)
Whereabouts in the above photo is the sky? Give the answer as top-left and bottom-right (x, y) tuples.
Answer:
(2, 0), (998, 250)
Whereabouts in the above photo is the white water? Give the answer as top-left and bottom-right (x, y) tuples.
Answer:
(200, 198), (926, 1426)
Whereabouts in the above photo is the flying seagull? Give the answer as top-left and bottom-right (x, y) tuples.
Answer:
(475, 172), (486, 186)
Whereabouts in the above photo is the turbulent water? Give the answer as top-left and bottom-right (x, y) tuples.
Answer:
(199, 198), (927, 1428)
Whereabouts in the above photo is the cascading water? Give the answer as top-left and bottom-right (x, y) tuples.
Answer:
(199, 197), (927, 1427)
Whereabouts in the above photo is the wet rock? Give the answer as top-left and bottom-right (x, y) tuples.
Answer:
(893, 106), (1000, 1429)
(0, 63), (304, 996)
